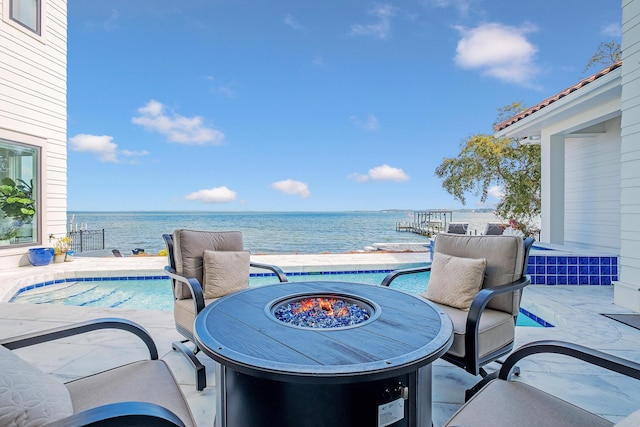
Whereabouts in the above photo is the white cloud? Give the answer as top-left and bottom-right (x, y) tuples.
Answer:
(428, 0), (471, 17)
(350, 4), (395, 40)
(455, 22), (539, 87)
(349, 164), (409, 182)
(487, 185), (504, 199)
(348, 173), (371, 183)
(184, 186), (237, 203)
(131, 100), (225, 145)
(284, 14), (302, 30)
(68, 134), (118, 162)
(601, 22), (622, 38)
(350, 114), (380, 131)
(271, 179), (311, 198)
(120, 149), (149, 157)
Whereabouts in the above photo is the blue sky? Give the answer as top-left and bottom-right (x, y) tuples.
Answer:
(66, 0), (622, 212)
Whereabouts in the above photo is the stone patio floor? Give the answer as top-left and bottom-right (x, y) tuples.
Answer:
(1, 253), (639, 426)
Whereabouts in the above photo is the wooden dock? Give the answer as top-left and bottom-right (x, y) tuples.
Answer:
(396, 210), (454, 237)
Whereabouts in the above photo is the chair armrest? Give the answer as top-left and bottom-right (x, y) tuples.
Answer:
(45, 401), (186, 427)
(164, 265), (206, 313)
(499, 340), (640, 381)
(464, 276), (530, 363)
(466, 276), (531, 325)
(380, 265), (432, 287)
(0, 318), (158, 360)
(250, 261), (288, 282)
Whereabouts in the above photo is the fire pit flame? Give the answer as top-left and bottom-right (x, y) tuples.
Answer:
(273, 295), (371, 329)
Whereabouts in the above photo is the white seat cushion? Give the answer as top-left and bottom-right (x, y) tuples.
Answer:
(0, 345), (73, 426)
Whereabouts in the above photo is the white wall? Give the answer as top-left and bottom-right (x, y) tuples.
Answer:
(564, 116), (622, 251)
(617, 0), (640, 310)
(0, 0), (67, 268)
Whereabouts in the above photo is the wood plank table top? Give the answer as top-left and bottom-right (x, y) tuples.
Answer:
(195, 281), (453, 383)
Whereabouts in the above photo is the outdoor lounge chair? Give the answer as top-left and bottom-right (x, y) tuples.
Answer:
(446, 222), (469, 235)
(0, 318), (195, 427)
(163, 229), (288, 391)
(482, 222), (505, 235)
(381, 234), (534, 398)
(443, 340), (640, 426)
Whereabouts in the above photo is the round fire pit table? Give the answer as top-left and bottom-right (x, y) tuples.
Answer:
(195, 281), (453, 427)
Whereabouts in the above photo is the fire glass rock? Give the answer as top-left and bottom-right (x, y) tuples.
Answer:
(274, 296), (370, 328)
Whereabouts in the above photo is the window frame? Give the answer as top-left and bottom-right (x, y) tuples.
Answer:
(9, 0), (41, 35)
(0, 137), (42, 249)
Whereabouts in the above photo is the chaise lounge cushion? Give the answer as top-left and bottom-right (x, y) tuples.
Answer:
(424, 252), (486, 311)
(0, 345), (73, 426)
(202, 250), (250, 299)
(172, 229), (244, 299)
(65, 360), (196, 427)
(444, 378), (613, 427)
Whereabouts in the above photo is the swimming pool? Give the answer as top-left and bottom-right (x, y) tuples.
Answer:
(9, 271), (551, 327)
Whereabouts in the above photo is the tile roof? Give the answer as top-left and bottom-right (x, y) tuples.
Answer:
(494, 61), (623, 132)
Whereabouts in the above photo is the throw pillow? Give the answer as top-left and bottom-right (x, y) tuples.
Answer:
(423, 252), (487, 311)
(0, 345), (73, 426)
(202, 250), (251, 299)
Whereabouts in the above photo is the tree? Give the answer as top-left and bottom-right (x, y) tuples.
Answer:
(435, 104), (541, 231)
(584, 40), (621, 73)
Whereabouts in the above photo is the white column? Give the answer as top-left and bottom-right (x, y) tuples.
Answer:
(540, 132), (565, 245)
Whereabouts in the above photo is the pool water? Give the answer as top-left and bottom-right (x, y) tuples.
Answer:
(10, 272), (549, 326)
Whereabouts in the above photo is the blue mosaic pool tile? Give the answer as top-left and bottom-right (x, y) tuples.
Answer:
(602, 277), (612, 285)
(601, 266), (611, 275)
(568, 256), (578, 264)
(579, 276), (589, 285)
(557, 276), (567, 284)
(557, 265), (567, 275)
(589, 265), (599, 275)
(601, 257), (611, 265)
(547, 256), (557, 265)
(579, 257), (589, 265)
(535, 265), (546, 274)
(568, 275), (578, 285)
(590, 276), (600, 285)
(547, 276), (557, 285)
(546, 266), (557, 275)
(557, 256), (567, 265)
(568, 265), (578, 275)
(589, 257), (600, 265)
(579, 265), (589, 275)
(526, 265), (535, 275)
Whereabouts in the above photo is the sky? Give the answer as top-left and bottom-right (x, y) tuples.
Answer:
(66, 0), (622, 212)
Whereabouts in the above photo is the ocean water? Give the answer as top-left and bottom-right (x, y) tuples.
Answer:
(67, 211), (503, 255)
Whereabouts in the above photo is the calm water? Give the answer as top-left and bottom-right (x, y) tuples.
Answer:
(67, 210), (503, 256)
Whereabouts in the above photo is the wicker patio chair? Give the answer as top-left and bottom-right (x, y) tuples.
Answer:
(381, 234), (534, 399)
(0, 318), (194, 427)
(163, 229), (288, 391)
(444, 340), (640, 427)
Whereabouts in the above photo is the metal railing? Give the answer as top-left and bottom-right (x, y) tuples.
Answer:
(68, 229), (105, 253)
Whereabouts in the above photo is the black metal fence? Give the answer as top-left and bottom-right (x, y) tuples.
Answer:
(68, 229), (105, 253)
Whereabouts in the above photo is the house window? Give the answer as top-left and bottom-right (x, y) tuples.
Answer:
(10, 0), (40, 34)
(0, 139), (39, 247)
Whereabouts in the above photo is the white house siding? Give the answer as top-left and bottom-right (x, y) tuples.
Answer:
(564, 117), (622, 252)
(617, 0), (640, 310)
(0, 0), (67, 268)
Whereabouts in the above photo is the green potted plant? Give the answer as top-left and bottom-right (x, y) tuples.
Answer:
(0, 177), (35, 224)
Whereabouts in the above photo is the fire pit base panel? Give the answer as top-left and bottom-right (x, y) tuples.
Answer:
(216, 364), (432, 427)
